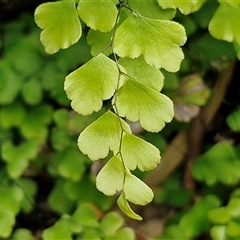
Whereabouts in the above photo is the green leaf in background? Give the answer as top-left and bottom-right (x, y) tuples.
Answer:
(127, 0), (176, 20)
(208, 207), (231, 224)
(6, 40), (41, 76)
(78, 111), (131, 160)
(226, 220), (240, 238)
(209, 2), (240, 45)
(105, 227), (135, 240)
(42, 215), (72, 240)
(114, 79), (174, 132)
(192, 142), (240, 185)
(15, 178), (37, 213)
(78, 0), (117, 32)
(234, 41), (240, 60)
(157, 0), (205, 14)
(12, 228), (36, 240)
(179, 195), (221, 238)
(227, 198), (240, 219)
(154, 172), (193, 207)
(20, 105), (53, 142)
(71, 203), (99, 228)
(64, 176), (113, 211)
(157, 225), (188, 240)
(114, 14), (186, 72)
(0, 209), (15, 238)
(121, 133), (161, 171)
(117, 192), (142, 221)
(189, 33), (236, 69)
(208, 197), (240, 240)
(48, 179), (74, 214)
(210, 225), (226, 240)
(64, 54), (120, 116)
(123, 172), (154, 205)
(2, 141), (39, 179)
(0, 61), (23, 104)
(118, 56), (164, 91)
(227, 108), (240, 132)
(35, 1), (82, 54)
(96, 155), (125, 196)
(0, 102), (25, 128)
(21, 77), (42, 105)
(100, 212), (124, 236)
(57, 148), (87, 181)
(0, 186), (24, 238)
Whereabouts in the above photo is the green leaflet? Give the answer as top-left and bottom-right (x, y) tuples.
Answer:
(123, 172), (154, 205)
(157, 0), (205, 14)
(35, 1), (82, 54)
(114, 79), (174, 132)
(78, 111), (131, 160)
(96, 155), (125, 196)
(121, 133), (161, 171)
(118, 56), (164, 91)
(87, 30), (112, 56)
(114, 14), (186, 72)
(209, 2), (240, 45)
(117, 193), (142, 221)
(64, 54), (120, 116)
(127, 0), (176, 20)
(78, 0), (118, 32)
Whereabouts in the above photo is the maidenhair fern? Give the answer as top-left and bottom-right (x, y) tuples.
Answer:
(34, 0), (189, 220)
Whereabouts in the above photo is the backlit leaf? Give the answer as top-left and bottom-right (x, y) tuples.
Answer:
(35, 1), (82, 54)
(78, 0), (118, 32)
(78, 111), (131, 160)
(121, 133), (160, 171)
(117, 193), (142, 221)
(114, 79), (174, 132)
(96, 155), (125, 195)
(123, 172), (154, 205)
(209, 2), (240, 45)
(157, 0), (205, 14)
(64, 54), (119, 116)
(114, 14), (186, 72)
(118, 56), (164, 91)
